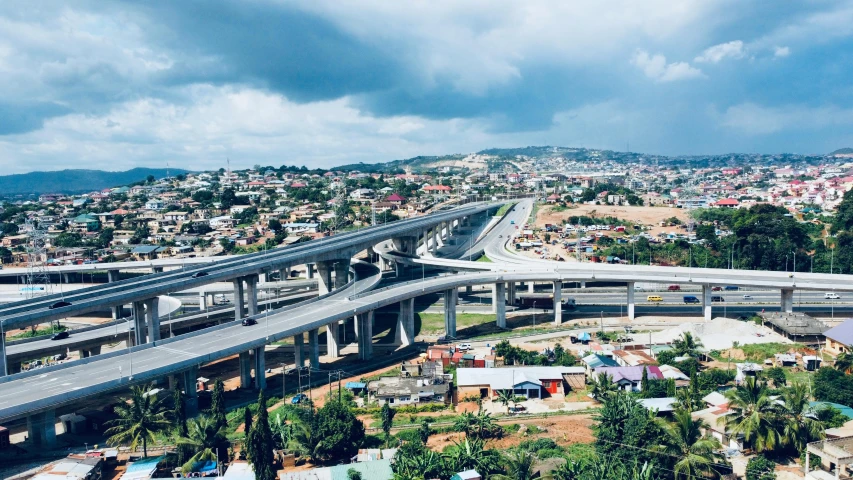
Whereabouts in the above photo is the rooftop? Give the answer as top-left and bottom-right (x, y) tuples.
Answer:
(759, 312), (829, 337)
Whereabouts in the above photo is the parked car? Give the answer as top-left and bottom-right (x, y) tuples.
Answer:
(826, 293), (841, 299)
(51, 331), (70, 340)
(508, 406), (527, 414)
(241, 318), (257, 326)
(457, 343), (472, 351)
(291, 393), (308, 404)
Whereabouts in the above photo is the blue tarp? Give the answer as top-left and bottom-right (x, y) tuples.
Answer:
(191, 460), (218, 474)
(577, 332), (591, 341)
(346, 382), (366, 389)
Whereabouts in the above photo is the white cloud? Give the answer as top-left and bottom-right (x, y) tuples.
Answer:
(720, 102), (853, 135)
(774, 45), (790, 57)
(694, 40), (745, 63)
(631, 50), (704, 82)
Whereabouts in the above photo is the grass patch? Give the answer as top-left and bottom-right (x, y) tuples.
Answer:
(784, 368), (814, 385)
(11, 325), (67, 340)
(739, 343), (804, 362)
(468, 325), (577, 341)
(476, 255), (493, 263)
(495, 202), (517, 217)
(361, 367), (401, 383)
(417, 313), (496, 334)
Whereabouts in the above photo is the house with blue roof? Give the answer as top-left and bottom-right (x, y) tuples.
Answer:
(824, 319), (853, 355)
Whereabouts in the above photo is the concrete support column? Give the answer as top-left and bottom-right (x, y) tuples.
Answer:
(132, 301), (147, 345)
(495, 283), (507, 328)
(395, 298), (415, 346)
(553, 281), (563, 324)
(627, 282), (635, 320)
(107, 270), (120, 283)
(293, 334), (305, 368)
(433, 227), (441, 250)
(334, 259), (350, 289)
(528, 282), (534, 294)
(465, 285), (472, 295)
(702, 285), (712, 322)
(239, 351), (253, 389)
(306, 263), (314, 279)
(444, 288), (458, 338)
(308, 329), (320, 369)
(198, 292), (207, 310)
(145, 298), (160, 342)
(153, 267), (163, 273)
(27, 410), (56, 446)
(781, 288), (794, 313)
(0, 337), (7, 377)
(315, 261), (334, 296)
(357, 311), (374, 360)
(280, 267), (291, 281)
(253, 346), (266, 390)
(507, 283), (517, 304)
(245, 275), (259, 316)
(111, 305), (125, 320)
(326, 321), (341, 358)
(182, 366), (199, 416)
(63, 273), (71, 284)
(233, 279), (246, 320)
(422, 229), (430, 252)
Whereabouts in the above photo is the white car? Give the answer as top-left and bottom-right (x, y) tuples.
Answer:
(742, 294), (753, 300)
(826, 293), (841, 299)
(457, 343), (472, 351)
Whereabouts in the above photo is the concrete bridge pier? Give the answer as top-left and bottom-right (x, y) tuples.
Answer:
(198, 292), (207, 310)
(107, 270), (120, 282)
(627, 282), (635, 320)
(253, 346), (266, 389)
(0, 338), (7, 377)
(781, 288), (794, 313)
(334, 259), (350, 289)
(245, 274), (259, 316)
(280, 266), (291, 280)
(293, 334), (305, 368)
(444, 288), (458, 338)
(182, 366), (199, 416)
(27, 410), (56, 446)
(702, 285), (712, 321)
(553, 281), (563, 324)
(433, 227), (441, 250)
(79, 346), (102, 358)
(132, 301), (147, 345)
(152, 267), (163, 273)
(357, 311), (374, 360)
(507, 282), (517, 304)
(315, 261), (334, 296)
(232, 279), (246, 320)
(495, 283), (507, 328)
(306, 263), (314, 279)
(239, 351), (253, 389)
(145, 298), (160, 342)
(112, 304), (126, 320)
(308, 329), (320, 369)
(327, 321), (341, 358)
(395, 298), (415, 346)
(62, 273), (71, 284)
(528, 282), (534, 294)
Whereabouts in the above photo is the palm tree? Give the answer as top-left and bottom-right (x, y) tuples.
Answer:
(105, 384), (171, 457)
(834, 352), (853, 373)
(175, 415), (227, 474)
(392, 443), (445, 480)
(445, 437), (499, 474)
(496, 390), (514, 413)
(590, 372), (618, 400)
(472, 411), (501, 439)
(673, 388), (697, 413)
(673, 332), (703, 357)
(778, 382), (825, 451)
(491, 449), (546, 480)
(720, 376), (780, 453)
(453, 412), (476, 437)
(656, 409), (723, 479)
(552, 458), (588, 480)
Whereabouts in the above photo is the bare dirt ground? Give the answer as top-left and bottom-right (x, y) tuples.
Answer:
(536, 204), (690, 236)
(426, 414), (595, 451)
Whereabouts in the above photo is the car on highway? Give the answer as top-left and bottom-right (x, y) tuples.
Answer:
(742, 294), (753, 300)
(724, 286), (739, 291)
(191, 271), (210, 278)
(457, 343), (472, 351)
(49, 300), (72, 309)
(683, 296), (700, 304)
(667, 285), (681, 291)
(291, 393), (308, 404)
(510, 220), (515, 224)
(711, 286), (723, 291)
(241, 318), (257, 326)
(826, 293), (841, 299)
(51, 331), (70, 340)
(647, 295), (663, 302)
(711, 296), (725, 302)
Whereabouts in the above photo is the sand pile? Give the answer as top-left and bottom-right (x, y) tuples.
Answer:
(650, 317), (790, 351)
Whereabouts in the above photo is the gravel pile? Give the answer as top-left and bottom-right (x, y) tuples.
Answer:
(650, 317), (790, 350)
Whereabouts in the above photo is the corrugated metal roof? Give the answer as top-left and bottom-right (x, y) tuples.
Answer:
(824, 319), (853, 346)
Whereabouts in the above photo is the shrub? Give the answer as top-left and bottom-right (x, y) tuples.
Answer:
(746, 455), (776, 480)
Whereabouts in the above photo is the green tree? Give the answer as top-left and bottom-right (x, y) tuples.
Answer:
(590, 372), (618, 400)
(672, 332), (703, 357)
(246, 390), (276, 480)
(418, 419), (432, 444)
(346, 468), (363, 480)
(762, 367), (787, 388)
(745, 454), (776, 480)
(594, 391), (669, 473)
(243, 407), (254, 453)
(491, 449), (542, 480)
(392, 441), (446, 480)
(721, 377), (780, 453)
(778, 382), (825, 451)
(832, 188), (853, 233)
(656, 409), (723, 479)
(210, 379), (226, 431)
(105, 384), (171, 457)
(173, 388), (190, 464)
(834, 353), (853, 374)
(268, 219), (282, 233)
(175, 415), (228, 474)
(496, 389), (514, 413)
(314, 399), (366, 463)
(381, 402), (396, 439)
(445, 437), (503, 476)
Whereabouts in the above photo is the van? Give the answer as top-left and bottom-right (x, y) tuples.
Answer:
(683, 296), (700, 304)
(724, 286), (738, 291)
(711, 296), (725, 302)
(826, 293), (841, 299)
(647, 295), (663, 302)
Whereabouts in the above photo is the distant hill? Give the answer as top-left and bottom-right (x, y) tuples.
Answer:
(0, 168), (188, 196)
(831, 148), (853, 155)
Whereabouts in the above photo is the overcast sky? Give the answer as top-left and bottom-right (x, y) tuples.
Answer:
(2, 1), (853, 174)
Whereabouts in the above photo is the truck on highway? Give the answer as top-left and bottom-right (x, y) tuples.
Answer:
(516, 294), (576, 309)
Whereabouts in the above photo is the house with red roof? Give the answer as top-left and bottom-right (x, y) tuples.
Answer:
(423, 185), (452, 193)
(385, 193), (406, 206)
(712, 198), (739, 208)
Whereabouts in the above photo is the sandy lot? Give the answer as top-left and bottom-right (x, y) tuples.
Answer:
(536, 204), (691, 236)
(427, 414), (595, 451)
